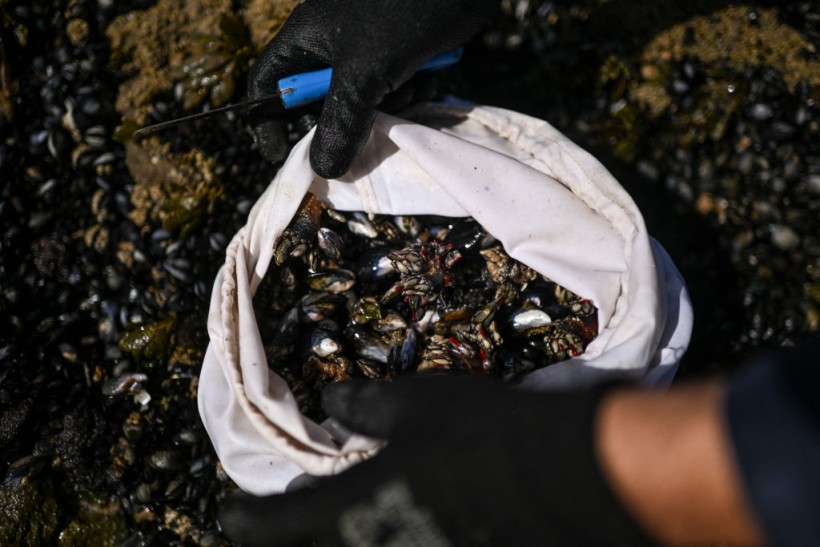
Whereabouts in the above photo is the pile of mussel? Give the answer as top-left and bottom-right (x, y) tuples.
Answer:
(254, 193), (598, 419)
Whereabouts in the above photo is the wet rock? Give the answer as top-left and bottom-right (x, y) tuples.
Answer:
(0, 481), (62, 546)
(54, 403), (106, 489)
(57, 499), (127, 547)
(0, 398), (32, 445)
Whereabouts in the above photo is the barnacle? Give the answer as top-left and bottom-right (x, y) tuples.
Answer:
(274, 193), (324, 266)
(123, 139), (223, 238)
(381, 241), (462, 318)
(480, 246), (536, 304)
(170, 12), (253, 110)
(540, 319), (593, 363)
(106, 0), (234, 123)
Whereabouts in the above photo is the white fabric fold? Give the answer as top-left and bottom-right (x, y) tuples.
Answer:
(198, 103), (693, 495)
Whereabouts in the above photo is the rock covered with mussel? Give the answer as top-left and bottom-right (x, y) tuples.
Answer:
(256, 194), (599, 420)
(3, 0), (815, 544)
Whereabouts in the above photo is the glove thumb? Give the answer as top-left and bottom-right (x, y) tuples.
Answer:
(310, 67), (390, 179)
(323, 375), (504, 440)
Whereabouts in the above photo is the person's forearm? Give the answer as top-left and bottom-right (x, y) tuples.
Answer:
(595, 380), (766, 546)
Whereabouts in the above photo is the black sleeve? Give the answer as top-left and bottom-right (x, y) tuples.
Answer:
(726, 336), (820, 547)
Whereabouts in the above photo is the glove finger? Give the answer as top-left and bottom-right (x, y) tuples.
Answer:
(247, 3), (332, 99)
(247, 6), (331, 163)
(218, 456), (389, 547)
(248, 39), (324, 162)
(309, 67), (390, 179)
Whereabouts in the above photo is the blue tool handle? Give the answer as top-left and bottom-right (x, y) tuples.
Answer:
(277, 47), (464, 110)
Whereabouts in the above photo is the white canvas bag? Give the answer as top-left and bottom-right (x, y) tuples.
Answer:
(198, 103), (693, 495)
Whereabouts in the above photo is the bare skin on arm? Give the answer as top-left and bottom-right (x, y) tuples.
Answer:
(596, 381), (766, 546)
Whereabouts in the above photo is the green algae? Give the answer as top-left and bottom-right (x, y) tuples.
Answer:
(58, 499), (127, 547)
(119, 313), (178, 360)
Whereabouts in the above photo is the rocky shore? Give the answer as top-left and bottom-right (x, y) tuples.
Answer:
(0, 1), (816, 544)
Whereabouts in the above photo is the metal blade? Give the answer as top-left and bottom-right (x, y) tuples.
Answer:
(132, 93), (285, 138)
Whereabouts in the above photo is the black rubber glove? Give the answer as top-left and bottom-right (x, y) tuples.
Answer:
(247, 0), (497, 179)
(218, 376), (656, 546)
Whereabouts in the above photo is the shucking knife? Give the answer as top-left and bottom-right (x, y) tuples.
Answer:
(133, 47), (463, 138)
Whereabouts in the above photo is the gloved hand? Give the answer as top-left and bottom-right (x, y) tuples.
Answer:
(218, 376), (656, 546)
(247, 0), (497, 179)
